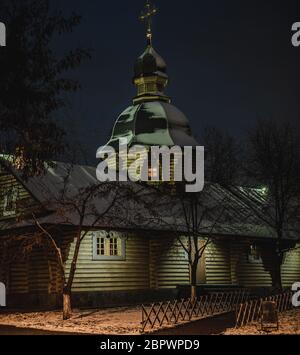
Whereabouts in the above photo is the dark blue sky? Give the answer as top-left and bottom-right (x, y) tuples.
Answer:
(53, 0), (300, 161)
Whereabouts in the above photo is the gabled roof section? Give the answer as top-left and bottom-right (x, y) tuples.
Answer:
(0, 155), (298, 242)
(0, 156), (97, 211)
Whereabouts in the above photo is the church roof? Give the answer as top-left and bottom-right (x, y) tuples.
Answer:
(1, 156), (299, 242)
(107, 101), (198, 149)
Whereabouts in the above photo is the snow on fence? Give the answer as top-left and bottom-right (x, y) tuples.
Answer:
(235, 290), (295, 328)
(141, 290), (248, 333)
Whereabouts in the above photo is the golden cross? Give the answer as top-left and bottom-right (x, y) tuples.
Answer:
(139, 0), (158, 45)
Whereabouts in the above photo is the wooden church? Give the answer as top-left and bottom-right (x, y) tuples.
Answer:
(0, 2), (299, 309)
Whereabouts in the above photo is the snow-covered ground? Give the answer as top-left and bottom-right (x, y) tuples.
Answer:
(224, 308), (300, 335)
(0, 307), (142, 335)
(0, 307), (299, 335)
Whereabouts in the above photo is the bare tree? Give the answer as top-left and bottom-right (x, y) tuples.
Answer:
(178, 128), (241, 298)
(31, 169), (134, 319)
(170, 186), (228, 300)
(148, 181), (247, 300)
(0, 161), (138, 319)
(143, 128), (243, 299)
(230, 119), (300, 289)
(203, 126), (241, 186)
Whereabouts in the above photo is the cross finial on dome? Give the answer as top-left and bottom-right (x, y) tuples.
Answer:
(139, 0), (158, 46)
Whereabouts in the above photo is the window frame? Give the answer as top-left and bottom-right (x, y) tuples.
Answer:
(3, 187), (18, 217)
(92, 231), (126, 261)
(247, 243), (263, 264)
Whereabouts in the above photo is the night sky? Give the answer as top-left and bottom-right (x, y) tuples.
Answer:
(52, 0), (300, 163)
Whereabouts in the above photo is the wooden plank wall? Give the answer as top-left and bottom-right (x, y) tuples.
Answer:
(0, 167), (40, 220)
(282, 245), (300, 287)
(8, 259), (29, 294)
(1, 227), (300, 296)
(0, 238), (30, 294)
(229, 240), (273, 287)
(205, 240), (232, 285)
(150, 237), (189, 289)
(0, 239), (59, 295)
(27, 246), (51, 293)
(206, 240), (300, 288)
(65, 232), (150, 292)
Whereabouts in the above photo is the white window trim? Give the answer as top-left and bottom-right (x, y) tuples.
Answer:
(3, 187), (18, 217)
(92, 231), (126, 261)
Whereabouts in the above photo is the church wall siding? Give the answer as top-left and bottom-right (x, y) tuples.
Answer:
(8, 259), (29, 294)
(229, 240), (273, 287)
(65, 232), (150, 292)
(150, 237), (190, 289)
(66, 234), (191, 293)
(229, 241), (300, 288)
(205, 240), (232, 285)
(281, 244), (300, 287)
(0, 167), (41, 220)
(1, 222), (300, 305)
(205, 239), (300, 288)
(0, 244), (58, 296)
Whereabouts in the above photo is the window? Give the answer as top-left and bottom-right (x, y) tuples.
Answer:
(3, 187), (18, 217)
(92, 231), (126, 261)
(97, 237), (106, 256)
(109, 237), (119, 256)
(247, 244), (262, 264)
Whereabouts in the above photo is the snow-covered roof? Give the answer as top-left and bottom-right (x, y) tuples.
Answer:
(0, 157), (298, 242)
(106, 101), (199, 149)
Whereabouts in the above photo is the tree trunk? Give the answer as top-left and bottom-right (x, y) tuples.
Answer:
(273, 254), (283, 291)
(63, 288), (72, 320)
(271, 239), (284, 291)
(62, 231), (82, 320)
(189, 262), (198, 300)
(191, 285), (197, 300)
(261, 243), (283, 291)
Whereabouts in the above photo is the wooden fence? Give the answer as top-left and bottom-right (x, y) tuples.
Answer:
(235, 290), (295, 328)
(141, 290), (248, 332)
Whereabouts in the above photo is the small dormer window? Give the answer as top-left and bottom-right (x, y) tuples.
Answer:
(3, 187), (18, 217)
